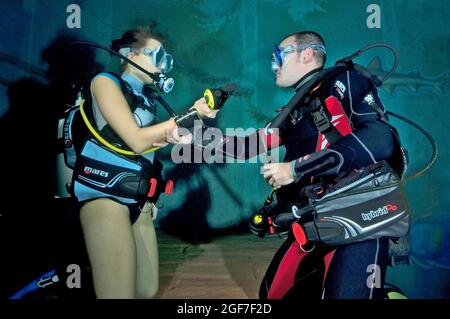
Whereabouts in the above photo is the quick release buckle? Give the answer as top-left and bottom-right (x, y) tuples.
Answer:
(312, 107), (330, 132)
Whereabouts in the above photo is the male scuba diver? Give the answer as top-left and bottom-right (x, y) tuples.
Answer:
(184, 31), (410, 299)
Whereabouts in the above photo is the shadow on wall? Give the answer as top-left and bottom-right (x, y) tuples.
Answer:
(157, 158), (250, 244)
(0, 31), (102, 299)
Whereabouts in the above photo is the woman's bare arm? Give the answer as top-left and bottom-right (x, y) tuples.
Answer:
(92, 75), (176, 153)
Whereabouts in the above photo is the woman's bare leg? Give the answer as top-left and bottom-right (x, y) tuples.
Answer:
(132, 202), (159, 299)
(80, 198), (136, 298)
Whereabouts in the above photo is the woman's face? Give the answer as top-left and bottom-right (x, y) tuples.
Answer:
(126, 38), (164, 84)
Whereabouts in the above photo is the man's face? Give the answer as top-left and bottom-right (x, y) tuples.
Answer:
(273, 36), (313, 88)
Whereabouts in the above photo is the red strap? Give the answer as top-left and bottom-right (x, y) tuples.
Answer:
(315, 96), (353, 151)
(147, 178), (157, 197)
(267, 217), (276, 235)
(258, 129), (282, 150)
(267, 242), (307, 299)
(292, 223), (308, 246)
(165, 180), (174, 195)
(322, 249), (337, 289)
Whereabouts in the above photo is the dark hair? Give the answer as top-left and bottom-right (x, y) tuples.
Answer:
(284, 31), (326, 66)
(111, 25), (165, 69)
(111, 26), (164, 51)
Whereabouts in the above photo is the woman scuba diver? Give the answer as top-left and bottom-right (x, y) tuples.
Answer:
(72, 27), (217, 298)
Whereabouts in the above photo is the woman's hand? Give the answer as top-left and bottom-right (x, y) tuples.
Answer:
(192, 97), (219, 119)
(165, 125), (193, 145)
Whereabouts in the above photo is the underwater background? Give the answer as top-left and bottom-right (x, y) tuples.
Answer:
(0, 0), (449, 298)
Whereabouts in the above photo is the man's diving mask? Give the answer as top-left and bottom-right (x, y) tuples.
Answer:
(120, 46), (173, 73)
(271, 43), (326, 72)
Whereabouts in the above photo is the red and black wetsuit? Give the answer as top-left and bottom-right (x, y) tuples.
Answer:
(209, 67), (398, 299)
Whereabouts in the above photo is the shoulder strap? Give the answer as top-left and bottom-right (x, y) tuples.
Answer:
(80, 72), (136, 152)
(104, 72), (140, 113)
(297, 66), (353, 145)
(269, 64), (349, 131)
(310, 97), (344, 145)
(73, 72), (159, 157)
